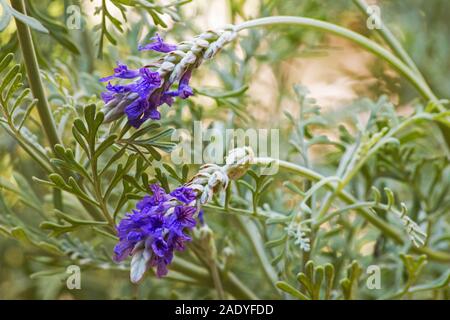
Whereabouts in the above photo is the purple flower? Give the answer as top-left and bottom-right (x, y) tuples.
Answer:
(100, 82), (132, 103)
(144, 214), (166, 236)
(127, 230), (144, 242)
(198, 209), (205, 225)
(170, 186), (197, 204)
(100, 35), (198, 128)
(177, 71), (194, 99)
(168, 231), (191, 251)
(139, 33), (177, 53)
(124, 99), (148, 127)
(149, 183), (169, 204)
(150, 249), (173, 277)
(114, 183), (201, 281)
(178, 83), (194, 99)
(106, 82), (129, 94)
(128, 68), (161, 98)
(100, 62), (140, 82)
(100, 91), (115, 103)
(112, 68), (162, 127)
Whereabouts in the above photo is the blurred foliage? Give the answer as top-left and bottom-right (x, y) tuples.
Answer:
(0, 0), (449, 299)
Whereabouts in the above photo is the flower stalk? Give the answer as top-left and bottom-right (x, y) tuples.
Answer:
(11, 0), (61, 149)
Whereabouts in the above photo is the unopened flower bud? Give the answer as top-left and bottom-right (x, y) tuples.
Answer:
(224, 147), (254, 180)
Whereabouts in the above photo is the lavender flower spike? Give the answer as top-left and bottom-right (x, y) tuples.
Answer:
(114, 147), (254, 283)
(100, 26), (237, 128)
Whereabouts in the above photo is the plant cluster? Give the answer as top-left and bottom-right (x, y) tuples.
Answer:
(0, 0), (449, 299)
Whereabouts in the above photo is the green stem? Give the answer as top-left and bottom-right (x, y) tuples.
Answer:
(11, 0), (61, 148)
(93, 176), (115, 229)
(91, 152), (115, 229)
(204, 204), (279, 293)
(256, 156), (401, 240)
(236, 16), (441, 108)
(352, 0), (423, 77)
(314, 202), (375, 227)
(171, 257), (258, 299)
(253, 157), (450, 262)
(352, 0), (450, 147)
(0, 122), (53, 173)
(190, 230), (226, 299)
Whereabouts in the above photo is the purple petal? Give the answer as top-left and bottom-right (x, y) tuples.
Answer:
(138, 33), (177, 53)
(125, 99), (146, 119)
(198, 209), (205, 225)
(101, 91), (115, 103)
(100, 62), (140, 82)
(168, 231), (191, 251)
(113, 241), (134, 262)
(178, 70), (194, 99)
